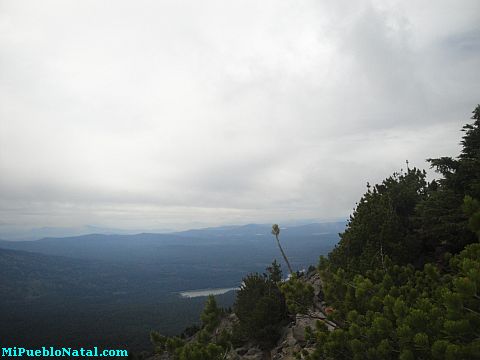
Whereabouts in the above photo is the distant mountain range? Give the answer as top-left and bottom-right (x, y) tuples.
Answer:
(0, 222), (346, 265)
(0, 220), (346, 241)
(0, 224), (174, 241)
(174, 221), (346, 239)
(0, 221), (345, 353)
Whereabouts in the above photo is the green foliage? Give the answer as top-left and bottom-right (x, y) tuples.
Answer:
(266, 259), (283, 283)
(329, 168), (428, 273)
(307, 106), (480, 359)
(279, 274), (314, 314)
(151, 295), (230, 359)
(150, 331), (185, 355)
(181, 324), (200, 339)
(201, 295), (222, 332)
(415, 187), (471, 256)
(215, 328), (232, 350)
(230, 322), (248, 349)
(309, 243), (480, 359)
(176, 342), (224, 360)
(417, 105), (480, 256)
(233, 263), (288, 349)
(464, 195), (480, 235)
(330, 106), (480, 272)
(149, 332), (225, 360)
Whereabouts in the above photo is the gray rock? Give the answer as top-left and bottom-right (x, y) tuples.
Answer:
(271, 345), (284, 360)
(292, 314), (320, 344)
(309, 273), (324, 306)
(276, 327), (298, 349)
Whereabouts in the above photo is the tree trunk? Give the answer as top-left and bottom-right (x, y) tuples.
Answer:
(275, 235), (293, 275)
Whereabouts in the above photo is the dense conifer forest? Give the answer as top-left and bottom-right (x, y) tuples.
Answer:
(148, 105), (480, 359)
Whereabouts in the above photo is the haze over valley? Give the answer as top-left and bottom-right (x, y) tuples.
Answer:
(0, 222), (343, 351)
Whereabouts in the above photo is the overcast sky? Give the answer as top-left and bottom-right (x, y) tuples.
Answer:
(1, 0), (479, 236)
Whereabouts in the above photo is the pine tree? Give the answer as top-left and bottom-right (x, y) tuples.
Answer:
(329, 168), (428, 273)
(271, 224), (293, 274)
(234, 265), (288, 349)
(279, 274), (314, 315)
(306, 106), (480, 360)
(266, 259), (282, 283)
(201, 295), (222, 332)
(418, 105), (480, 256)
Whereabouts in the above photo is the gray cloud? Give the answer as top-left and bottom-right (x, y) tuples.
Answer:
(0, 0), (479, 235)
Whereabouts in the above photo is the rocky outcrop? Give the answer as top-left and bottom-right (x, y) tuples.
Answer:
(224, 269), (332, 360)
(213, 313), (238, 340)
(147, 270), (331, 360)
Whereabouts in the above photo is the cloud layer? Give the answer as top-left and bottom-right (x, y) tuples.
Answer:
(1, 0), (479, 234)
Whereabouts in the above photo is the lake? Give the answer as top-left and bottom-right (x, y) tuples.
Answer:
(178, 287), (239, 298)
